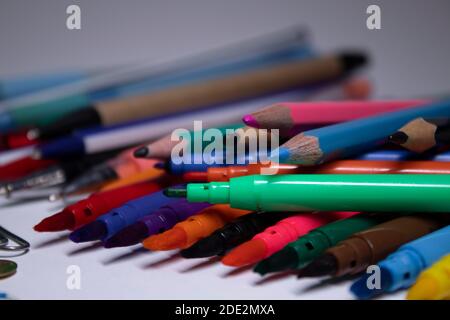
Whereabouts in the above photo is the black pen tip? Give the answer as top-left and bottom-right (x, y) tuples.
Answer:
(297, 253), (338, 278)
(339, 51), (369, 72)
(180, 235), (223, 258)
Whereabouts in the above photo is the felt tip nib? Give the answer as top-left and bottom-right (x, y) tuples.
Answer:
(69, 221), (107, 243)
(254, 248), (297, 275)
(222, 239), (266, 267)
(180, 235), (222, 258)
(242, 115), (260, 128)
(34, 210), (74, 232)
(143, 228), (187, 251)
(133, 146), (149, 158)
(407, 278), (439, 300)
(297, 254), (338, 278)
(103, 222), (148, 248)
(389, 131), (409, 145)
(164, 188), (187, 198)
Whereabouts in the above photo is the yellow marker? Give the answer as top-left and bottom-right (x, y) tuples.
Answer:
(407, 254), (450, 300)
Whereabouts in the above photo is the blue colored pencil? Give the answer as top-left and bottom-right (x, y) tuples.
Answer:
(273, 99), (450, 165)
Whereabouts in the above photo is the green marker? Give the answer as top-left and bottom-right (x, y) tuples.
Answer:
(254, 213), (394, 275)
(0, 94), (90, 132)
(173, 174), (450, 213)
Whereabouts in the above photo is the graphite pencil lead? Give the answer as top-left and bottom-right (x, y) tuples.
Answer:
(389, 131), (409, 145)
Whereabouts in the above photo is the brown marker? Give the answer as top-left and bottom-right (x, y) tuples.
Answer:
(298, 215), (447, 278)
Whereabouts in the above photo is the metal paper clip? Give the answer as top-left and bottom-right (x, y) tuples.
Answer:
(0, 226), (30, 252)
(0, 234), (7, 247)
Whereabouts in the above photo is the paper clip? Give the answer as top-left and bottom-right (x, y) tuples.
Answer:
(0, 226), (30, 252)
(0, 234), (7, 247)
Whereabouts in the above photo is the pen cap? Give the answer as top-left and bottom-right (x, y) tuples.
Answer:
(140, 200), (211, 235)
(99, 189), (176, 239)
(289, 231), (333, 268)
(69, 181), (163, 229)
(328, 215), (444, 276)
(179, 205), (249, 247)
(378, 250), (424, 291)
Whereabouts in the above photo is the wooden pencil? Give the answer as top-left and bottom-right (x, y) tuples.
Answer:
(243, 100), (427, 136)
(273, 99), (450, 165)
(389, 117), (450, 152)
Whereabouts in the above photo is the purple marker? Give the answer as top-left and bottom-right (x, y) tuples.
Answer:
(103, 199), (211, 248)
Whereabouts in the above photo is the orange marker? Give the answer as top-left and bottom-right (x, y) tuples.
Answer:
(142, 204), (250, 251)
(100, 167), (165, 191)
(183, 160), (450, 182)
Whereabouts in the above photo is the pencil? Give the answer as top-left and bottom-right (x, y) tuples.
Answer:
(32, 52), (368, 139)
(243, 100), (428, 136)
(272, 99), (450, 165)
(389, 117), (450, 152)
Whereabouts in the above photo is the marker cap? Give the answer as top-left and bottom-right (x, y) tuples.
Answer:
(379, 250), (424, 291)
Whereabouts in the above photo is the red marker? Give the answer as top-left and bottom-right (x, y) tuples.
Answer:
(34, 178), (175, 232)
(1, 130), (40, 150)
(0, 156), (55, 181)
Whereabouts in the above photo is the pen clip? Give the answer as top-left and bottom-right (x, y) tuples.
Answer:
(0, 226), (30, 252)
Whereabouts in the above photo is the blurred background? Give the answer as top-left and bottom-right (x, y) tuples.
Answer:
(1, 0), (450, 98)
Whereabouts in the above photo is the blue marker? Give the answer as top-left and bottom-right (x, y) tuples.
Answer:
(159, 151), (266, 175)
(351, 225), (450, 299)
(69, 185), (183, 242)
(0, 71), (88, 100)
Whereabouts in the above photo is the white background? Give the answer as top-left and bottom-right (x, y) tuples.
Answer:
(1, 0), (449, 299)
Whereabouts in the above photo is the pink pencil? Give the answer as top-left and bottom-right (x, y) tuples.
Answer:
(242, 100), (429, 137)
(221, 211), (358, 267)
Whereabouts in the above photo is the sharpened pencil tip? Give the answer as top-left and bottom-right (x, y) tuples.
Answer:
(242, 115), (260, 128)
(389, 131), (409, 145)
(133, 146), (149, 158)
(163, 188), (187, 198)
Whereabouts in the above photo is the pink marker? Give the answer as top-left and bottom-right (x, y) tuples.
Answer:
(242, 100), (429, 137)
(222, 211), (358, 267)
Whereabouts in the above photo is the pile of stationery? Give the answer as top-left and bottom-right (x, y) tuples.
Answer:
(1, 27), (449, 300)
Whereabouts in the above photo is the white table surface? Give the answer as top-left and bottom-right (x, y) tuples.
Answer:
(1, 0), (449, 299)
